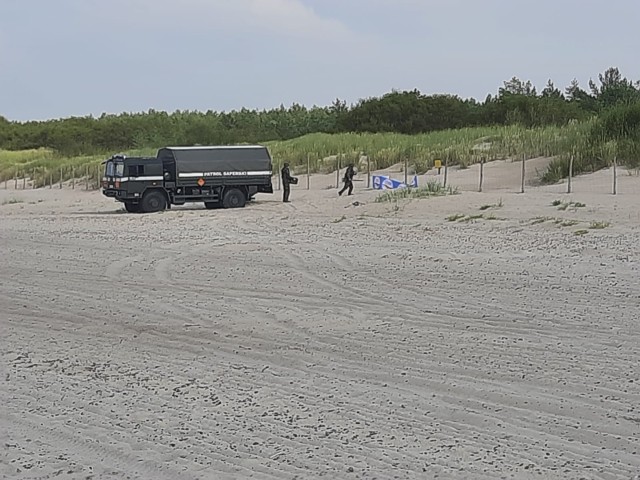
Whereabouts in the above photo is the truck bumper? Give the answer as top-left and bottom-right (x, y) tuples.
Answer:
(102, 189), (133, 202)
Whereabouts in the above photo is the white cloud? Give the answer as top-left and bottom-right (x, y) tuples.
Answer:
(247, 0), (353, 41)
(88, 0), (356, 43)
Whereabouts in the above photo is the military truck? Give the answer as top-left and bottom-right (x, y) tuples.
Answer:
(101, 145), (274, 213)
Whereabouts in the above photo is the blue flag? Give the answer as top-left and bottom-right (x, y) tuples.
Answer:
(372, 175), (418, 190)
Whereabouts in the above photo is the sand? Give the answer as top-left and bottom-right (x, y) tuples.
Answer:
(1, 160), (639, 479)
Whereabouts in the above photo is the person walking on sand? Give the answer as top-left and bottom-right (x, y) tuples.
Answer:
(281, 162), (296, 203)
(338, 163), (355, 196)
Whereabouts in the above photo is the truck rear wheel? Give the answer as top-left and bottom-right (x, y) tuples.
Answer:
(222, 188), (246, 209)
(141, 190), (167, 213)
(124, 201), (140, 213)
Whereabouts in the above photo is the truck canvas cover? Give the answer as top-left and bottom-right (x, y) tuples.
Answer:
(158, 146), (272, 179)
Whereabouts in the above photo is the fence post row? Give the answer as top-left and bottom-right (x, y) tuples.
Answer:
(6, 154), (622, 195)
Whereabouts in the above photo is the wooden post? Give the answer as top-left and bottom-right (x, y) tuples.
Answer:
(60, 166), (63, 189)
(277, 163), (281, 191)
(520, 154), (526, 193)
(22, 172), (26, 190)
(32, 169), (36, 189)
(85, 165), (89, 190)
(612, 156), (617, 195)
(478, 157), (484, 192)
(49, 170), (52, 189)
(567, 155), (573, 194)
(336, 155), (341, 189)
(306, 154), (310, 190)
(443, 157), (448, 188)
(404, 156), (408, 187)
(96, 165), (100, 189)
(14, 172), (17, 189)
(367, 155), (371, 189)
(71, 166), (75, 189)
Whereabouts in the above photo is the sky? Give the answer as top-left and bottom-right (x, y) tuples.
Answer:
(1, 0), (639, 121)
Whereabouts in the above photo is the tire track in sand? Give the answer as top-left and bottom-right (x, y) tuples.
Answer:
(2, 411), (191, 480)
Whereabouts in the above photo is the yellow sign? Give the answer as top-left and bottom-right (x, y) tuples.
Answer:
(434, 159), (442, 169)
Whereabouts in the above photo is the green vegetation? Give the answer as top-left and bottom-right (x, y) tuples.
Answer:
(530, 216), (553, 225)
(375, 181), (458, 203)
(479, 198), (504, 210)
(446, 213), (504, 223)
(527, 216), (610, 231)
(589, 221), (611, 229)
(557, 220), (579, 227)
(553, 200), (587, 211)
(0, 122), (607, 184)
(0, 147), (154, 187)
(268, 123), (592, 173)
(460, 214), (485, 222)
(1, 67), (638, 184)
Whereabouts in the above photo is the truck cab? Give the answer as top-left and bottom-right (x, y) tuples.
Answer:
(102, 155), (166, 213)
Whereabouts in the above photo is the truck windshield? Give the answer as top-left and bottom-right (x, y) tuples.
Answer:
(105, 161), (125, 177)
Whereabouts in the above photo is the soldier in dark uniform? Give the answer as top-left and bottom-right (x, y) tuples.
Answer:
(281, 162), (294, 202)
(338, 163), (355, 196)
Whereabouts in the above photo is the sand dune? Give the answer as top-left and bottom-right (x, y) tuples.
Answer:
(1, 160), (639, 479)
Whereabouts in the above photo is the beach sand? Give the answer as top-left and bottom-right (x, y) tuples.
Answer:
(1, 161), (639, 479)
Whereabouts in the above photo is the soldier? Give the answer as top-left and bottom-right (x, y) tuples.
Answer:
(338, 163), (355, 196)
(281, 162), (295, 203)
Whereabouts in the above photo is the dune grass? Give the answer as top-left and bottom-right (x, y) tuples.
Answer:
(0, 148), (154, 187)
(1, 120), (636, 186)
(375, 180), (458, 203)
(266, 123), (593, 176)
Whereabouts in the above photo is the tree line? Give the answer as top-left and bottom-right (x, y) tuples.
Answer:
(0, 67), (638, 156)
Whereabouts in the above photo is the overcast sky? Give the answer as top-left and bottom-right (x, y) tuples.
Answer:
(1, 0), (638, 121)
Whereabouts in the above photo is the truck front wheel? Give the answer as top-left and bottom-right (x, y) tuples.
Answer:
(222, 188), (246, 209)
(141, 191), (167, 213)
(124, 201), (140, 213)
